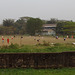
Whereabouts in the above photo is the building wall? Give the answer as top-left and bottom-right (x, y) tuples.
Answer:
(36, 24), (56, 36)
(40, 30), (56, 36)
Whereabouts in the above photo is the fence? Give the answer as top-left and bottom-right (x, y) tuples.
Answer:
(0, 52), (75, 68)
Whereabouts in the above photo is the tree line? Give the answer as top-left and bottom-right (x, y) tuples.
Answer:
(0, 17), (75, 36)
(0, 17), (44, 35)
(56, 21), (75, 36)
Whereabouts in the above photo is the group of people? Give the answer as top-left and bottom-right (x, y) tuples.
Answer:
(56, 35), (74, 41)
(2, 36), (14, 44)
(1, 35), (24, 45)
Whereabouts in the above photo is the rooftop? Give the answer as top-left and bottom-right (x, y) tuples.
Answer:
(43, 24), (57, 27)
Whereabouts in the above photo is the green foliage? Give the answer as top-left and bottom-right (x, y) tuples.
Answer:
(1, 17), (44, 35)
(9, 43), (19, 49)
(56, 21), (75, 35)
(14, 18), (26, 34)
(62, 22), (75, 35)
(26, 18), (43, 35)
(0, 43), (75, 53)
(0, 26), (15, 35)
(56, 22), (66, 35)
(1, 17), (75, 36)
(3, 19), (14, 27)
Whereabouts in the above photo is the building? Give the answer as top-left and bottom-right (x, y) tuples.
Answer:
(36, 24), (56, 36)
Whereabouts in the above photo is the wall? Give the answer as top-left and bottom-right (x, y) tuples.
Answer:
(0, 52), (75, 68)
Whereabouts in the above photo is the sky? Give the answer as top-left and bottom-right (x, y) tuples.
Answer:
(0, 0), (75, 23)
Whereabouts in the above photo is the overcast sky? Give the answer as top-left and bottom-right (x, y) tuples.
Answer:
(0, 0), (75, 23)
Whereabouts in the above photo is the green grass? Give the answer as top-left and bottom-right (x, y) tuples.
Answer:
(0, 43), (75, 75)
(0, 68), (75, 75)
(0, 43), (75, 53)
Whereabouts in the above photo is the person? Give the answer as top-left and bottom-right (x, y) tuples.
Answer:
(67, 35), (69, 39)
(11, 36), (13, 39)
(37, 39), (40, 42)
(64, 37), (66, 41)
(2, 38), (4, 43)
(72, 35), (73, 39)
(21, 36), (23, 39)
(56, 36), (58, 39)
(7, 38), (9, 44)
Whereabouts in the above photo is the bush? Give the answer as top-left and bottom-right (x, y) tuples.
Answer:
(42, 40), (50, 46)
(9, 43), (19, 49)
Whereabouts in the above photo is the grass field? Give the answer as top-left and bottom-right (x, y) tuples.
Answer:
(0, 35), (75, 53)
(0, 35), (75, 46)
(0, 68), (75, 75)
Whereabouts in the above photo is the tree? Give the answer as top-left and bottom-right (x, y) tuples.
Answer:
(26, 18), (43, 35)
(14, 18), (26, 34)
(3, 19), (14, 27)
(0, 26), (15, 35)
(0, 26), (5, 34)
(62, 22), (75, 35)
(56, 22), (75, 35)
(46, 18), (58, 24)
(56, 22), (66, 35)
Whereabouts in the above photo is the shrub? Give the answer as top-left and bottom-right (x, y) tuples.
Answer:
(9, 43), (19, 49)
(42, 40), (50, 46)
